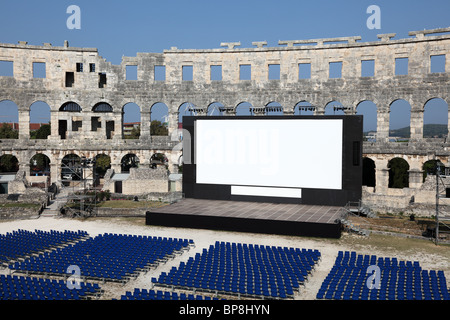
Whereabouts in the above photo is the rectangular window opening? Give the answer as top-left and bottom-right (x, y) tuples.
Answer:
(395, 57), (408, 75)
(298, 63), (311, 79)
(182, 65), (193, 81)
(239, 64), (251, 80)
(89, 63), (95, 72)
(329, 61), (342, 79)
(65, 72), (74, 87)
(126, 65), (138, 80)
(99, 72), (107, 88)
(33, 62), (46, 78)
(361, 59), (375, 77)
(210, 65), (222, 81)
(0, 61), (13, 77)
(154, 65), (166, 81)
(76, 63), (83, 72)
(430, 54), (446, 73)
(268, 64), (280, 80)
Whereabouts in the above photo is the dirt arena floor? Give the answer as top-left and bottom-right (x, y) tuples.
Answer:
(0, 215), (449, 301)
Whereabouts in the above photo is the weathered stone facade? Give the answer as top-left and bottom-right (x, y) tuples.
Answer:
(0, 27), (449, 214)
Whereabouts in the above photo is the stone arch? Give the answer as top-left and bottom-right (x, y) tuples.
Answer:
(122, 102), (141, 139)
(0, 154), (19, 174)
(61, 153), (82, 182)
(423, 97), (448, 138)
(150, 152), (168, 169)
(362, 157), (376, 187)
(324, 100), (345, 115)
(60, 101), (82, 112)
(0, 100), (19, 139)
(178, 102), (197, 124)
(388, 157), (409, 189)
(356, 100), (377, 135)
(121, 153), (140, 173)
(150, 102), (169, 136)
(264, 101), (283, 116)
(92, 102), (113, 112)
(93, 153), (111, 185)
(207, 102), (225, 116)
(30, 153), (51, 177)
(235, 101), (253, 116)
(30, 101), (51, 139)
(389, 99), (411, 139)
(294, 101), (314, 115)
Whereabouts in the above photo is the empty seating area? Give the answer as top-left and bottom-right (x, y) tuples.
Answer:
(119, 288), (221, 300)
(9, 232), (194, 283)
(0, 274), (102, 300)
(0, 229), (88, 265)
(152, 241), (321, 299)
(317, 251), (450, 300)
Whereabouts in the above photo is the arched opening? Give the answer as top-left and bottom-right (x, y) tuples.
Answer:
(30, 101), (51, 139)
(0, 154), (19, 174)
(389, 99), (411, 140)
(123, 103), (141, 139)
(422, 159), (444, 183)
(59, 102), (82, 139)
(30, 154), (50, 176)
(207, 102), (225, 116)
(235, 102), (253, 116)
(388, 157), (409, 189)
(324, 101), (345, 115)
(294, 101), (314, 115)
(356, 101), (377, 137)
(92, 102), (114, 139)
(121, 154), (140, 173)
(362, 157), (376, 187)
(178, 102), (197, 125)
(150, 103), (169, 136)
(265, 102), (283, 116)
(423, 98), (448, 138)
(0, 100), (19, 139)
(92, 102), (113, 113)
(94, 154), (111, 187)
(61, 154), (82, 183)
(150, 153), (168, 169)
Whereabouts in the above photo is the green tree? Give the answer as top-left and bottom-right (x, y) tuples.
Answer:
(150, 120), (168, 136)
(126, 125), (140, 139)
(95, 154), (111, 178)
(0, 154), (19, 173)
(388, 158), (409, 188)
(32, 124), (51, 139)
(0, 123), (18, 139)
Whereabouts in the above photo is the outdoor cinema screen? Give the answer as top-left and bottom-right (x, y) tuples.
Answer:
(182, 115), (362, 206)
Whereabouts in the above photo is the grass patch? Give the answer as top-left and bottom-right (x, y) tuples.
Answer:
(95, 200), (168, 209)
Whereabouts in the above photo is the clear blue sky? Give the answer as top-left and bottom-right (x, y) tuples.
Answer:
(0, 0), (449, 131)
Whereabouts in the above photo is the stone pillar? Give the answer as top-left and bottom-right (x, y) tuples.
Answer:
(49, 110), (60, 140)
(18, 108), (30, 140)
(410, 109), (423, 141)
(50, 163), (59, 186)
(140, 110), (150, 140)
(376, 110), (390, 142)
(168, 111), (179, 137)
(20, 162), (30, 177)
(375, 168), (389, 194)
(408, 169), (424, 189)
(113, 111), (123, 140)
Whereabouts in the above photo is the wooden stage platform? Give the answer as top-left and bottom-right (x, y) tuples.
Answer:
(145, 198), (344, 238)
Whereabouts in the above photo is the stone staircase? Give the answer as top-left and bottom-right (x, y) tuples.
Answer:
(39, 188), (69, 217)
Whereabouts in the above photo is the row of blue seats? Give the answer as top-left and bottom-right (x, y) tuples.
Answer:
(0, 274), (101, 300)
(152, 241), (321, 299)
(0, 229), (88, 263)
(10, 232), (193, 282)
(317, 251), (450, 300)
(119, 288), (221, 300)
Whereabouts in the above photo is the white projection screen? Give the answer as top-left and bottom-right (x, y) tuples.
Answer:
(195, 119), (343, 192)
